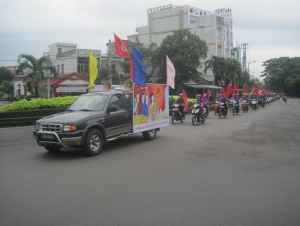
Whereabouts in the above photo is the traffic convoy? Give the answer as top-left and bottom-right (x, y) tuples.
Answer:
(171, 93), (285, 125)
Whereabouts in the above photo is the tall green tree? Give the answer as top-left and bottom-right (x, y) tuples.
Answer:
(16, 54), (57, 98)
(159, 29), (208, 92)
(0, 67), (13, 84)
(0, 80), (14, 101)
(261, 57), (300, 94)
(204, 56), (242, 87)
(204, 56), (225, 86)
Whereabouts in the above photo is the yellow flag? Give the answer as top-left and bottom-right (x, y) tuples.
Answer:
(89, 51), (98, 88)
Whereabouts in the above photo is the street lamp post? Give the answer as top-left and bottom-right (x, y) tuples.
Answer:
(247, 61), (256, 80)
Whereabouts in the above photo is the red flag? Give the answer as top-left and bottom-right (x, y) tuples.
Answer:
(253, 84), (259, 96)
(226, 84), (232, 98)
(114, 33), (130, 59)
(202, 89), (206, 107)
(182, 89), (188, 111)
(221, 88), (226, 96)
(233, 83), (238, 95)
(207, 89), (210, 105)
(244, 85), (249, 95)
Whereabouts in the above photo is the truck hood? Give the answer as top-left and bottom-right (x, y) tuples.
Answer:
(37, 111), (104, 124)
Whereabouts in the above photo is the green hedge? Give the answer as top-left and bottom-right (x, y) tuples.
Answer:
(0, 108), (65, 118)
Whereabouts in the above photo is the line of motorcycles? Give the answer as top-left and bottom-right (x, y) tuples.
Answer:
(171, 103), (208, 126)
(171, 94), (285, 125)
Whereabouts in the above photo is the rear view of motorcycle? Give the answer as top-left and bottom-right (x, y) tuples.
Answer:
(171, 103), (185, 124)
(192, 103), (208, 125)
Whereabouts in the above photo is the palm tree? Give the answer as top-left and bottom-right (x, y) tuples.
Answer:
(224, 58), (242, 86)
(204, 56), (225, 86)
(16, 54), (57, 98)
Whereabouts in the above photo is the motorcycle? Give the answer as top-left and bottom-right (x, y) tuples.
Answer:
(232, 101), (239, 115)
(241, 100), (249, 113)
(228, 99), (233, 113)
(192, 103), (208, 125)
(283, 96), (287, 102)
(171, 103), (185, 124)
(250, 99), (257, 110)
(219, 102), (226, 118)
(214, 101), (220, 116)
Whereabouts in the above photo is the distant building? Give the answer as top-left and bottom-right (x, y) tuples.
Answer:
(47, 43), (101, 77)
(127, 4), (233, 82)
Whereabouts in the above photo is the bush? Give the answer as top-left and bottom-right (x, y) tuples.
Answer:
(0, 96), (77, 112)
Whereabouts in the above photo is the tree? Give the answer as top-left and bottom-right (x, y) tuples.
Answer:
(204, 56), (242, 87)
(159, 29), (208, 92)
(0, 80), (14, 101)
(204, 56), (225, 86)
(0, 67), (13, 84)
(16, 54), (58, 98)
(261, 57), (300, 94)
(137, 43), (161, 82)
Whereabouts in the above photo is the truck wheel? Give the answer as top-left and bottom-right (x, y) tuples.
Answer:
(142, 129), (157, 141)
(44, 145), (61, 153)
(83, 129), (103, 156)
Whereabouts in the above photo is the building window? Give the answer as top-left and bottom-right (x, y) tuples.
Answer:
(58, 48), (62, 54)
(57, 65), (60, 75)
(61, 64), (64, 75)
(77, 57), (89, 74)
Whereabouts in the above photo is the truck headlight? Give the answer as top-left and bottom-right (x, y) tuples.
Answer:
(63, 125), (77, 132)
(35, 123), (40, 131)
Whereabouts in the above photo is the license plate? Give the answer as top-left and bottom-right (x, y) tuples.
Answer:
(40, 134), (55, 140)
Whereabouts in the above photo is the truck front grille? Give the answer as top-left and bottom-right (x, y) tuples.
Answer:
(40, 124), (62, 132)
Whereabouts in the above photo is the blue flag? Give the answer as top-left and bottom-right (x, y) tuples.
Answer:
(133, 47), (146, 86)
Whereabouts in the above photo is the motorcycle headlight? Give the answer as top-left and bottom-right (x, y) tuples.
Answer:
(195, 109), (199, 113)
(63, 125), (77, 132)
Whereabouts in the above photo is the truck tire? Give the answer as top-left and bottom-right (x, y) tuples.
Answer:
(142, 129), (157, 141)
(83, 129), (103, 156)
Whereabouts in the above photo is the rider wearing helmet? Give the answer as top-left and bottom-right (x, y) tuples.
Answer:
(175, 93), (185, 116)
(195, 94), (202, 104)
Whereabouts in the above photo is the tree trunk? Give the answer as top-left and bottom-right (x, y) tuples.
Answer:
(35, 86), (39, 98)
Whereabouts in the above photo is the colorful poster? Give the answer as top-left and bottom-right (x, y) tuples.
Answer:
(133, 84), (169, 133)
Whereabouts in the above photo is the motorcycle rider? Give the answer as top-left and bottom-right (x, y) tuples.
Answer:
(221, 94), (228, 115)
(175, 93), (185, 116)
(195, 94), (202, 105)
(233, 94), (240, 112)
(216, 94), (222, 102)
(203, 94), (209, 115)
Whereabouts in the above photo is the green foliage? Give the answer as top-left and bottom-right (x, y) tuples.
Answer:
(204, 56), (242, 87)
(0, 67), (13, 83)
(169, 95), (197, 108)
(261, 57), (300, 96)
(159, 29), (208, 92)
(0, 96), (77, 112)
(16, 54), (58, 98)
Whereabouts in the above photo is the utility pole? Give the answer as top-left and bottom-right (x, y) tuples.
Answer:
(108, 39), (112, 84)
(241, 43), (248, 84)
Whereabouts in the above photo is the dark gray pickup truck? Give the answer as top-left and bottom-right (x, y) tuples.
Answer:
(33, 90), (159, 156)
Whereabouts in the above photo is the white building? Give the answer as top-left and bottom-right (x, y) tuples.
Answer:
(127, 4), (233, 82)
(47, 43), (101, 77)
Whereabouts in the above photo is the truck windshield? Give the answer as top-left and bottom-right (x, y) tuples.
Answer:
(68, 95), (108, 111)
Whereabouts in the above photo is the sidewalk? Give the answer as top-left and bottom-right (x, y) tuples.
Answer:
(0, 101), (11, 108)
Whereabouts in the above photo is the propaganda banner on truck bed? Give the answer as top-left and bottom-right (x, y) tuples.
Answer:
(133, 84), (169, 133)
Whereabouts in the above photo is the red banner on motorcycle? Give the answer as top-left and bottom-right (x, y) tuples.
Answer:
(182, 89), (189, 111)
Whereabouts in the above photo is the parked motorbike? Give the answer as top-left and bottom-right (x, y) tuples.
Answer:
(241, 100), (249, 113)
(192, 103), (208, 125)
(232, 101), (239, 115)
(171, 103), (185, 124)
(219, 102), (226, 118)
(214, 101), (220, 116)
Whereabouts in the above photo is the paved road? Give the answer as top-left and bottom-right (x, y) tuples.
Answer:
(1, 99), (300, 226)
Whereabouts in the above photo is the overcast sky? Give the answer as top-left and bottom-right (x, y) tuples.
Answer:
(0, 0), (299, 79)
